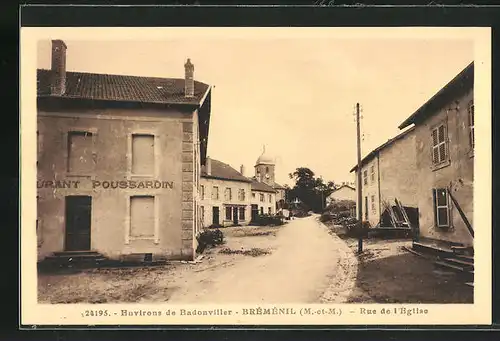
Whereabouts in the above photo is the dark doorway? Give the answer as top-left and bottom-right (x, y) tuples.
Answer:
(65, 196), (92, 251)
(251, 204), (259, 222)
(212, 206), (220, 225)
(233, 207), (238, 225)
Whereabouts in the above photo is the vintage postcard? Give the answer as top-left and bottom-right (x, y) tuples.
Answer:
(20, 27), (492, 326)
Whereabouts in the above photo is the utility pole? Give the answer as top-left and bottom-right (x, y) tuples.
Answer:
(355, 102), (363, 254)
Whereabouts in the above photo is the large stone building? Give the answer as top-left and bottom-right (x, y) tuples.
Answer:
(199, 147), (285, 227)
(398, 62), (474, 247)
(199, 158), (252, 227)
(36, 40), (211, 262)
(350, 126), (418, 227)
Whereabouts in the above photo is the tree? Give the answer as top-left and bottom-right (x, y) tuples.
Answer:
(288, 167), (336, 213)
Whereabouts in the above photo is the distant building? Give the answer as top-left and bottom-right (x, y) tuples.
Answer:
(253, 146), (286, 209)
(398, 62), (474, 247)
(326, 184), (356, 205)
(37, 40), (211, 262)
(199, 147), (286, 227)
(350, 126), (418, 228)
(200, 158), (252, 227)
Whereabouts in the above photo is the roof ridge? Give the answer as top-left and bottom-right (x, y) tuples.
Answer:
(37, 68), (209, 86)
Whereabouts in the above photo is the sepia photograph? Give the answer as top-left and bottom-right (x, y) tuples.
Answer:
(21, 27), (491, 325)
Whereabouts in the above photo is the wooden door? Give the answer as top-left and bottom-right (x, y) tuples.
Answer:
(212, 206), (220, 225)
(65, 196), (92, 251)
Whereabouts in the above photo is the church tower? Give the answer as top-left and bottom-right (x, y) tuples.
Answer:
(254, 145), (275, 186)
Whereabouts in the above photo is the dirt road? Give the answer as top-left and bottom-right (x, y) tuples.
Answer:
(38, 216), (359, 304)
(167, 215), (358, 303)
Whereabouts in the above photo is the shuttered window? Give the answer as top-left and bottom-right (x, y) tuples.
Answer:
(431, 124), (448, 165)
(433, 188), (449, 227)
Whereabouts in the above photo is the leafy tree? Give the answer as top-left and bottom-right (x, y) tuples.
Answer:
(287, 167), (336, 213)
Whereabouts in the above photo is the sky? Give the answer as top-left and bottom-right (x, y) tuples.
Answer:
(37, 35), (474, 187)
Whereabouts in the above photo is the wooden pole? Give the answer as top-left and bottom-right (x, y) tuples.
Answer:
(356, 103), (363, 253)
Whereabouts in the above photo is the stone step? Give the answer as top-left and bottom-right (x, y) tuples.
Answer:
(413, 242), (453, 258)
(455, 254), (474, 262)
(434, 260), (468, 272)
(444, 257), (474, 270)
(53, 250), (101, 256)
(451, 245), (474, 256)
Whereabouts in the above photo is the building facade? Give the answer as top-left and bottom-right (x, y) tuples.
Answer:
(250, 181), (277, 220)
(326, 184), (357, 205)
(199, 158), (252, 227)
(36, 40), (211, 261)
(350, 127), (418, 227)
(398, 62), (474, 247)
(199, 147), (284, 227)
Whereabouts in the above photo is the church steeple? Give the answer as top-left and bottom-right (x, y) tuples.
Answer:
(254, 145), (275, 185)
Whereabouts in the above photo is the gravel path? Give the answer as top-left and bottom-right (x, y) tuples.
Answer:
(168, 215), (358, 303)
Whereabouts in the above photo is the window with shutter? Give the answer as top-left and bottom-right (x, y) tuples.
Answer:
(433, 188), (449, 227)
(225, 206), (232, 220)
(431, 123), (448, 165)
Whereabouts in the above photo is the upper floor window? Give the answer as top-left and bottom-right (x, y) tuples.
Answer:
(212, 186), (219, 200)
(252, 193), (256, 198)
(200, 185), (205, 200)
(238, 189), (245, 201)
(225, 188), (232, 201)
(370, 165), (375, 182)
(363, 170), (368, 185)
(260, 193), (264, 202)
(371, 194), (376, 213)
(132, 134), (155, 176)
(468, 100), (475, 149)
(431, 123), (448, 165)
(67, 131), (94, 174)
(268, 194), (272, 203)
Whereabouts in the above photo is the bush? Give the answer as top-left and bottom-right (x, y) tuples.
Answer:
(319, 212), (333, 223)
(252, 214), (284, 226)
(196, 228), (224, 253)
(293, 211), (311, 218)
(346, 221), (370, 238)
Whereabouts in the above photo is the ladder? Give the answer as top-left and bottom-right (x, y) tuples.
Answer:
(395, 198), (411, 229)
(383, 200), (398, 227)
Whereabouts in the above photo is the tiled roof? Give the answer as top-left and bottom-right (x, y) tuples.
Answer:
(37, 69), (210, 106)
(334, 184), (355, 191)
(201, 159), (252, 183)
(273, 182), (286, 190)
(399, 61), (474, 129)
(248, 177), (277, 193)
(350, 126), (415, 173)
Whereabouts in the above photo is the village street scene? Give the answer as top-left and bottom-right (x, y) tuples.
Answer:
(36, 34), (474, 304)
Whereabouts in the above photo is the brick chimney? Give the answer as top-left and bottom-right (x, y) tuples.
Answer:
(205, 156), (211, 176)
(240, 165), (245, 176)
(184, 58), (194, 97)
(50, 40), (67, 96)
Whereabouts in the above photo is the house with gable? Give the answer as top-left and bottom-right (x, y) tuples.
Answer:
(350, 126), (419, 228)
(36, 40), (211, 263)
(398, 61), (474, 250)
